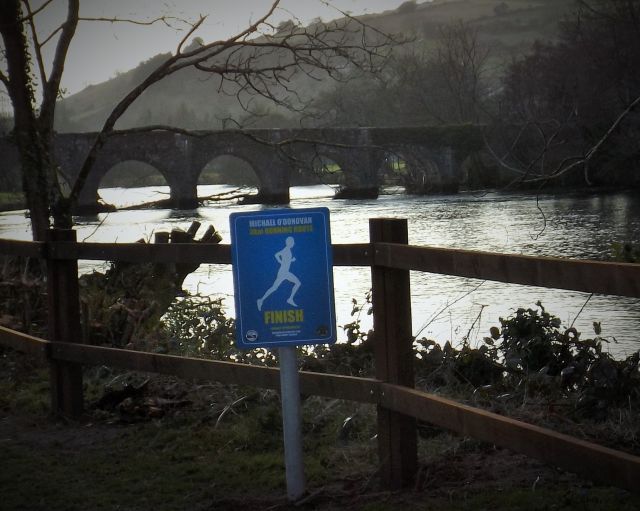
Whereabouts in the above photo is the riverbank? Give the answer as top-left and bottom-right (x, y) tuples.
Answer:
(2, 348), (639, 511)
(0, 192), (24, 212)
(2, 184), (636, 214)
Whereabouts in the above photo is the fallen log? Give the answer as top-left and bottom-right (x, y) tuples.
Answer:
(79, 221), (222, 347)
(118, 188), (253, 210)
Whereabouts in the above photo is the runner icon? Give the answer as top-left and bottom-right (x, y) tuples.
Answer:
(257, 236), (301, 311)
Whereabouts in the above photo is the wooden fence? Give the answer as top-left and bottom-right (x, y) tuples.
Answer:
(1, 218), (640, 492)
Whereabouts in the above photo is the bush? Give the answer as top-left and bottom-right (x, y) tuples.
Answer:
(613, 242), (640, 263)
(489, 302), (640, 418)
(160, 295), (277, 367)
(158, 294), (640, 420)
(415, 301), (640, 420)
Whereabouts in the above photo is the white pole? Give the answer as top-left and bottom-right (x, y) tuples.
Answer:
(278, 346), (306, 501)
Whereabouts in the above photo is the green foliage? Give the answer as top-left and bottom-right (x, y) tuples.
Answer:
(198, 155), (259, 186)
(342, 291), (372, 345)
(0, 409), (291, 509)
(161, 295), (235, 358)
(2, 295), (640, 508)
(306, 291), (375, 376)
(0, 256), (46, 334)
(488, 302), (640, 418)
(160, 293), (375, 376)
(414, 302), (640, 420)
(494, 301), (566, 373)
(415, 338), (503, 388)
(612, 242), (640, 263)
(160, 295), (277, 366)
(0, 348), (49, 414)
(158, 294), (640, 420)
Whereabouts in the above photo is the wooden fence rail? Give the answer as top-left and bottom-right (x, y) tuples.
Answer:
(375, 243), (640, 298)
(1, 219), (639, 493)
(3, 238), (639, 296)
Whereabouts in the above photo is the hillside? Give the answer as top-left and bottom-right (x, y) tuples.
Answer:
(55, 0), (575, 132)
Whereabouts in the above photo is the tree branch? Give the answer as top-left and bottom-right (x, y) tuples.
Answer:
(64, 2), (243, 202)
(0, 70), (9, 89)
(64, 0), (398, 212)
(21, 0), (47, 88)
(77, 15), (187, 29)
(39, 24), (63, 47)
(517, 94), (640, 185)
(17, 0), (53, 22)
(40, 0), (78, 126)
(176, 15), (206, 55)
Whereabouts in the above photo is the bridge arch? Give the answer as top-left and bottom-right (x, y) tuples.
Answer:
(94, 160), (170, 209)
(311, 155), (344, 185)
(100, 160), (169, 188)
(197, 154), (260, 186)
(189, 134), (291, 204)
(378, 147), (444, 194)
(79, 154), (186, 212)
(294, 143), (382, 199)
(378, 151), (408, 187)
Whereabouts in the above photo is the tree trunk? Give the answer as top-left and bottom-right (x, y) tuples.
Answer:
(15, 131), (54, 241)
(0, 0), (51, 241)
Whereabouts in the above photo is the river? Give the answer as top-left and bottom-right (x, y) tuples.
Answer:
(1, 185), (639, 356)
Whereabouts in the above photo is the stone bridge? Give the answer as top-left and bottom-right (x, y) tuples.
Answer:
(1, 126), (481, 212)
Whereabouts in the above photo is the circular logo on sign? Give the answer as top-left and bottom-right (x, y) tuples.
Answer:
(245, 330), (258, 342)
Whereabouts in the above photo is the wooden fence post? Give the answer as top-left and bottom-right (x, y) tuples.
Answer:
(369, 218), (417, 489)
(47, 228), (83, 416)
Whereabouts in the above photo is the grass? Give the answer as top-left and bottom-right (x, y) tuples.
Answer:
(0, 350), (378, 509)
(2, 421), (279, 510)
(0, 402), (378, 510)
(2, 348), (640, 510)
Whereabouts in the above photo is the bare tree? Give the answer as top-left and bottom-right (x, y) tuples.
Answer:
(307, 20), (492, 128)
(0, 0), (397, 240)
(486, 0), (640, 189)
(433, 21), (490, 124)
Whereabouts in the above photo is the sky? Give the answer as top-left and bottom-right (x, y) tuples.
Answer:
(25, 0), (417, 98)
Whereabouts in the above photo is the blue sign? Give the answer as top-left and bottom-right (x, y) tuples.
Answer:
(230, 207), (336, 349)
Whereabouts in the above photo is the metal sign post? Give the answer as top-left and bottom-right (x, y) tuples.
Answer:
(278, 345), (305, 500)
(230, 207), (336, 501)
